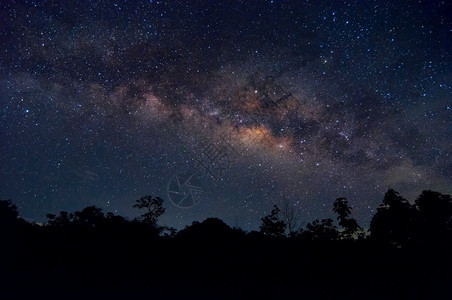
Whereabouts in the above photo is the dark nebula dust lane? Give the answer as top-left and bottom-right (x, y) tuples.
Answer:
(0, 0), (451, 230)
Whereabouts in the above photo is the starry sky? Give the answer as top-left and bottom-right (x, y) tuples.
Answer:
(1, 0), (451, 230)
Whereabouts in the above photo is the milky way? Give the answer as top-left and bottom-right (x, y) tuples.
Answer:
(1, 1), (451, 230)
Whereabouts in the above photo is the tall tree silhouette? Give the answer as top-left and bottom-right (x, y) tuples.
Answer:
(370, 189), (416, 246)
(260, 205), (286, 238)
(415, 190), (452, 243)
(333, 197), (363, 239)
(133, 195), (165, 225)
(280, 199), (300, 237)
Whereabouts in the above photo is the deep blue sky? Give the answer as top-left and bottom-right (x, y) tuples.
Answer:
(1, 0), (451, 230)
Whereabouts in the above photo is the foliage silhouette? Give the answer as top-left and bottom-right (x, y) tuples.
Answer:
(333, 197), (364, 239)
(0, 199), (19, 227)
(280, 199), (300, 237)
(301, 218), (339, 241)
(1, 190), (451, 299)
(46, 211), (74, 227)
(177, 217), (245, 241)
(415, 190), (452, 244)
(369, 189), (417, 246)
(333, 197), (352, 219)
(259, 205), (286, 238)
(72, 205), (105, 227)
(105, 212), (128, 227)
(133, 195), (165, 226)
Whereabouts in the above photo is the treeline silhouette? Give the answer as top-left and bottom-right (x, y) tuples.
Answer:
(0, 189), (451, 299)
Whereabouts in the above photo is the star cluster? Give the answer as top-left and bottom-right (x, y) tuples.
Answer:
(1, 0), (450, 230)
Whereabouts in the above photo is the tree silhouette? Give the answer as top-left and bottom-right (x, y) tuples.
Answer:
(0, 199), (19, 228)
(105, 212), (128, 226)
(161, 226), (178, 238)
(369, 189), (416, 246)
(133, 195), (165, 225)
(333, 197), (363, 239)
(2, 189), (452, 299)
(177, 218), (242, 240)
(333, 198), (352, 219)
(46, 211), (74, 227)
(72, 206), (105, 227)
(415, 190), (452, 243)
(280, 199), (300, 237)
(260, 205), (286, 238)
(302, 218), (339, 241)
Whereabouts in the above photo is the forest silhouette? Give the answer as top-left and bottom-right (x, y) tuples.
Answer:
(1, 189), (451, 299)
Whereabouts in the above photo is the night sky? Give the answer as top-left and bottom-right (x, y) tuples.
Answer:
(1, 0), (451, 231)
